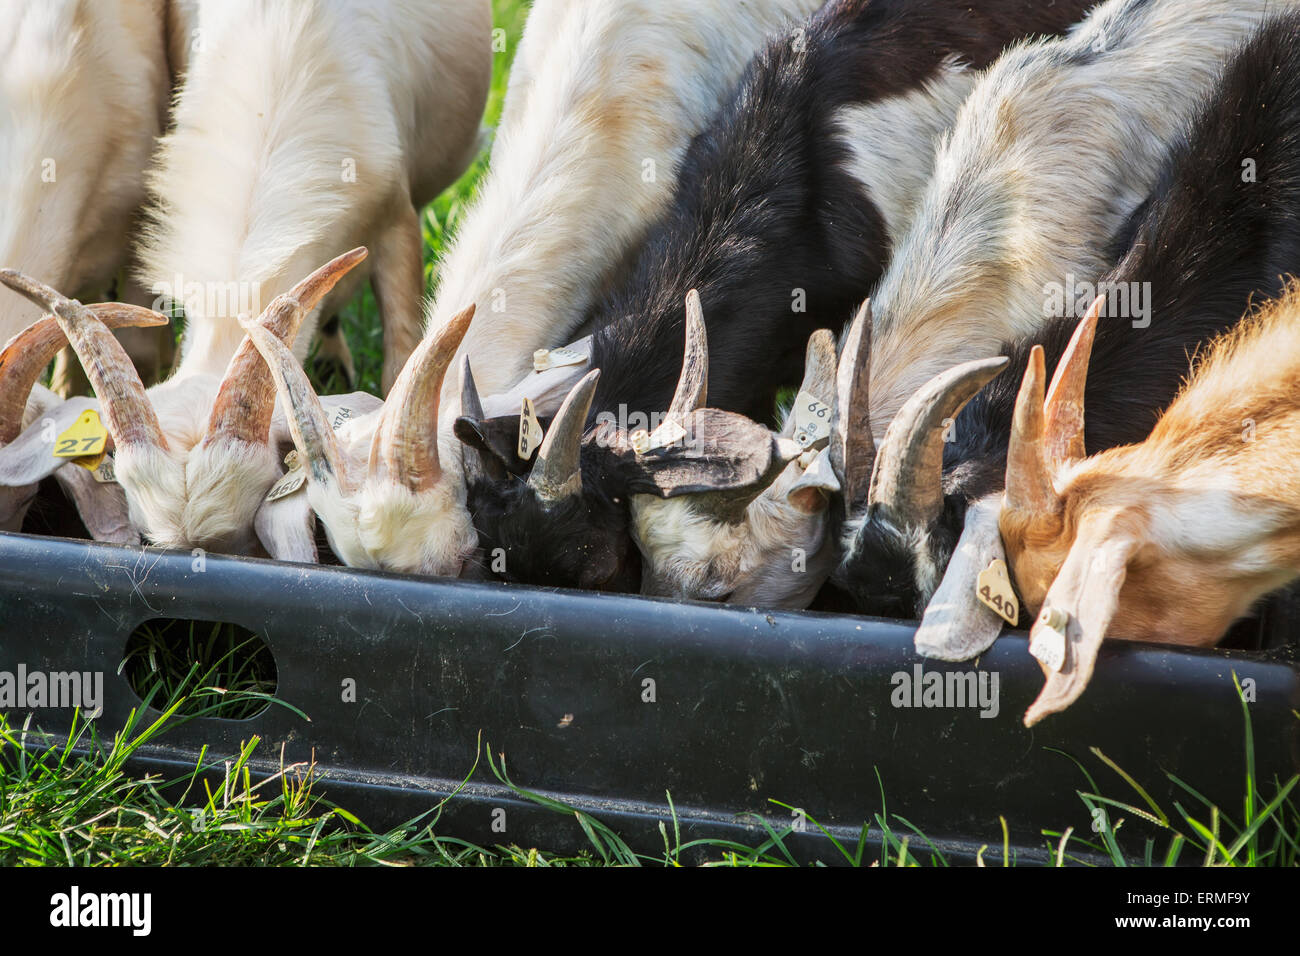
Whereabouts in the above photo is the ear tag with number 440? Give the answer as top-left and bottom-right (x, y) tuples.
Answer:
(975, 558), (1019, 627)
(518, 398), (544, 460)
(53, 409), (109, 471)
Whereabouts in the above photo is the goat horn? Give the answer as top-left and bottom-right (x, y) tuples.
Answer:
(667, 290), (708, 416)
(869, 356), (1009, 529)
(0, 303), (166, 445)
(377, 304), (474, 492)
(1005, 346), (1058, 514)
(0, 271), (167, 450)
(240, 319), (358, 493)
(207, 248), (368, 447)
(1043, 295), (1101, 468)
(529, 369), (600, 506)
(459, 355), (484, 421)
(830, 299), (875, 514)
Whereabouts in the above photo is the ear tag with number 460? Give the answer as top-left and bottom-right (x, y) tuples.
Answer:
(53, 409), (109, 470)
(975, 558), (1019, 627)
(518, 398), (544, 460)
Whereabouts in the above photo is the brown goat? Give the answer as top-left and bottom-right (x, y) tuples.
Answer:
(1000, 285), (1300, 725)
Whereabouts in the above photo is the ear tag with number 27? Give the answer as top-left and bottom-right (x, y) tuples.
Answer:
(53, 409), (109, 471)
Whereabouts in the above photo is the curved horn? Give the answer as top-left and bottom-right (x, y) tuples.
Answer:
(1005, 346), (1058, 514)
(1043, 296), (1101, 468)
(830, 299), (875, 514)
(529, 369), (600, 506)
(667, 290), (708, 416)
(206, 247), (368, 447)
(376, 304), (474, 492)
(0, 304), (166, 444)
(240, 319), (358, 494)
(0, 271), (166, 450)
(868, 356), (1009, 528)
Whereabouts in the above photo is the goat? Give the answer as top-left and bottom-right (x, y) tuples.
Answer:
(868, 10), (1300, 660)
(0, 0), (171, 392)
(0, 0), (490, 554)
(822, 0), (1300, 622)
(453, 0), (1100, 594)
(256, 0), (823, 576)
(1001, 281), (1300, 725)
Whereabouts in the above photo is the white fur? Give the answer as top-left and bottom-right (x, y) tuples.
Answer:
(139, 0), (490, 376)
(5, 0), (490, 552)
(834, 58), (979, 247)
(865, 0), (1292, 435)
(0, 0), (168, 341)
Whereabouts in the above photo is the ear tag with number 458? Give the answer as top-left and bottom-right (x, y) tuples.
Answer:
(975, 558), (1019, 627)
(518, 398), (544, 460)
(53, 409), (109, 471)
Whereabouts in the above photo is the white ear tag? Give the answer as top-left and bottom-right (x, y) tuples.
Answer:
(265, 450), (306, 502)
(533, 347), (587, 373)
(518, 398), (544, 460)
(976, 559), (1019, 626)
(1030, 605), (1069, 672)
(792, 391), (832, 449)
(91, 453), (118, 485)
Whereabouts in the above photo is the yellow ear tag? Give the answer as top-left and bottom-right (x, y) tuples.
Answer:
(53, 410), (109, 470)
(518, 398), (544, 460)
(975, 558), (1019, 627)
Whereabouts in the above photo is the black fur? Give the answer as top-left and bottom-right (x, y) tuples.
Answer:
(465, 0), (1098, 591)
(828, 12), (1300, 617)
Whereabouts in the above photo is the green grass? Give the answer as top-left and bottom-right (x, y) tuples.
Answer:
(2, 646), (1295, 867)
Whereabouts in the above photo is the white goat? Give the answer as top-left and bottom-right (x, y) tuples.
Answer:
(256, 0), (822, 576)
(0, 0), (491, 554)
(0, 0), (171, 389)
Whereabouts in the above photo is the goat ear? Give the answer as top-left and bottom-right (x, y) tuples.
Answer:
(609, 410), (801, 524)
(914, 495), (1007, 661)
(254, 490), (319, 564)
(1023, 530), (1142, 726)
(52, 465), (139, 545)
(0, 398), (100, 487)
(454, 415), (529, 481)
(785, 448), (839, 515)
(1043, 296), (1101, 468)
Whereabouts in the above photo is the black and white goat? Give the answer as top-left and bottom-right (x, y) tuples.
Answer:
(447, 0), (1101, 594)
(0, 0), (491, 553)
(830, 7), (1300, 661)
(251, 0), (824, 575)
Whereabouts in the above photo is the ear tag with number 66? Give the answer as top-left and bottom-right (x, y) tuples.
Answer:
(792, 391), (832, 449)
(975, 558), (1019, 627)
(518, 398), (544, 460)
(53, 409), (109, 470)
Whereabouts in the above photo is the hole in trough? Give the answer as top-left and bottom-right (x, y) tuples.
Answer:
(122, 619), (277, 720)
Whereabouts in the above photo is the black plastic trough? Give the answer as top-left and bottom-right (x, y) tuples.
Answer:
(1, 530), (1297, 864)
